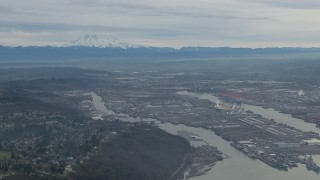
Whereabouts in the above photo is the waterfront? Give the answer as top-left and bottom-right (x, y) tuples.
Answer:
(177, 91), (320, 135)
(90, 92), (320, 180)
(165, 124), (320, 180)
(242, 104), (320, 135)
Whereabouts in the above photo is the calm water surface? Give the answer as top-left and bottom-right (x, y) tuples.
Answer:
(90, 92), (320, 180)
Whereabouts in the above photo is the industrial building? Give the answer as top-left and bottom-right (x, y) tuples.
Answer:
(302, 139), (320, 146)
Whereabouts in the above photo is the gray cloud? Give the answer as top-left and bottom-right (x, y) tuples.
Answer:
(0, 5), (45, 17)
(247, 0), (320, 9)
(67, 0), (268, 20)
(0, 21), (192, 38)
(0, 0), (319, 47)
(0, 5), (14, 13)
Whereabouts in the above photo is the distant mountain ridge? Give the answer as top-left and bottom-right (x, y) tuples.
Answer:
(1, 35), (320, 60)
(1, 45), (320, 61)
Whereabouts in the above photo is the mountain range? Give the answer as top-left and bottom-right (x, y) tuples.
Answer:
(63, 34), (144, 49)
(0, 34), (320, 60)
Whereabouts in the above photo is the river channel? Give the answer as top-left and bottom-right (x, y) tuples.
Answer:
(89, 92), (320, 180)
(177, 91), (320, 135)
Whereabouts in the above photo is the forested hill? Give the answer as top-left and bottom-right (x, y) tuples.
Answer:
(71, 124), (190, 180)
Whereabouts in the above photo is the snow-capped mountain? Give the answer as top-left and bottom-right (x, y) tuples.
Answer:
(64, 34), (143, 49)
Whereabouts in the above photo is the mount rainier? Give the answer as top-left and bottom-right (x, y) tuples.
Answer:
(64, 34), (144, 49)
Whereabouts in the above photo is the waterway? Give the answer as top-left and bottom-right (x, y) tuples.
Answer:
(242, 104), (320, 134)
(177, 91), (320, 135)
(89, 92), (320, 180)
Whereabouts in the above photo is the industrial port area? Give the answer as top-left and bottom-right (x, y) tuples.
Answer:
(3, 0), (320, 179)
(231, 140), (320, 172)
(1, 58), (320, 179)
(88, 66), (320, 175)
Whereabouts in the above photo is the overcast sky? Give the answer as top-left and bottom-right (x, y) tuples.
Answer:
(1, 0), (320, 47)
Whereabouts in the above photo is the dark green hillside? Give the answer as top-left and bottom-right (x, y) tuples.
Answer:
(71, 124), (190, 180)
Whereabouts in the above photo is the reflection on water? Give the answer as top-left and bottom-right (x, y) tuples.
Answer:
(90, 92), (320, 180)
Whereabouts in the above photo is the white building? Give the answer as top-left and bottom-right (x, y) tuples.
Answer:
(298, 90), (305, 96)
(302, 139), (320, 146)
